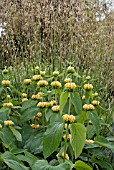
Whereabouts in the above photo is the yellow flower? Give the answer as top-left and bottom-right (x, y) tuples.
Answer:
(94, 92), (98, 97)
(67, 66), (75, 73)
(4, 120), (14, 126)
(64, 78), (72, 83)
(40, 71), (46, 76)
(63, 134), (71, 140)
(85, 139), (94, 144)
(7, 95), (10, 99)
(53, 71), (59, 76)
(82, 95), (85, 100)
(92, 100), (99, 106)
(86, 76), (91, 80)
(52, 105), (60, 112)
(65, 82), (76, 90)
(62, 114), (75, 123)
(0, 124), (2, 129)
(24, 79), (31, 85)
(35, 66), (39, 71)
(32, 92), (43, 100)
(2, 80), (10, 86)
(37, 80), (48, 87)
(22, 98), (28, 102)
(36, 112), (42, 117)
(69, 115), (75, 123)
(88, 120), (92, 125)
(2, 68), (8, 74)
(22, 93), (27, 98)
(3, 102), (13, 108)
(83, 104), (94, 111)
(84, 84), (93, 90)
(61, 152), (69, 160)
(51, 81), (62, 88)
(32, 75), (42, 81)
(31, 124), (40, 129)
(37, 102), (47, 108)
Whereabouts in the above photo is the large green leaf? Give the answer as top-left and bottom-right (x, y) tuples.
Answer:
(16, 151), (38, 168)
(0, 127), (17, 150)
(70, 92), (82, 114)
(94, 136), (114, 152)
(1, 152), (29, 170)
(43, 122), (64, 158)
(95, 160), (113, 170)
(20, 107), (39, 123)
(9, 126), (22, 142)
(24, 132), (43, 154)
(70, 123), (86, 159)
(60, 91), (69, 113)
(74, 160), (92, 170)
(87, 110), (100, 135)
(0, 107), (11, 122)
(77, 111), (87, 124)
(21, 99), (38, 112)
(32, 160), (73, 170)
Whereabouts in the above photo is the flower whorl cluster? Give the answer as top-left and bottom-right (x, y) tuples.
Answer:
(52, 105), (60, 112)
(53, 71), (59, 76)
(67, 66), (75, 73)
(40, 71), (46, 76)
(82, 95), (86, 100)
(84, 84), (93, 90)
(63, 134), (71, 140)
(51, 81), (62, 88)
(92, 100), (100, 106)
(37, 102), (47, 108)
(22, 98), (28, 102)
(85, 139), (94, 144)
(31, 124), (40, 129)
(2, 67), (8, 74)
(24, 79), (31, 85)
(3, 102), (13, 108)
(61, 152), (69, 160)
(83, 104), (95, 111)
(62, 114), (75, 123)
(22, 93), (27, 98)
(65, 82), (76, 90)
(2, 80), (10, 86)
(46, 100), (57, 107)
(64, 78), (72, 83)
(4, 120), (14, 126)
(35, 66), (39, 71)
(32, 75), (42, 81)
(32, 92), (43, 100)
(94, 92), (98, 97)
(0, 124), (2, 129)
(37, 80), (48, 87)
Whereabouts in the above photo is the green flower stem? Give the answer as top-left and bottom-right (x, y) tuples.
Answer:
(42, 109), (46, 132)
(68, 92), (71, 115)
(64, 122), (69, 162)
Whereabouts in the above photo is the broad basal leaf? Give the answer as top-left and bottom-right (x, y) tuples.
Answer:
(74, 160), (92, 170)
(60, 91), (69, 113)
(9, 126), (22, 142)
(32, 160), (73, 170)
(94, 136), (114, 152)
(1, 152), (29, 170)
(70, 123), (86, 159)
(87, 110), (100, 135)
(20, 107), (39, 123)
(70, 92), (82, 114)
(43, 122), (64, 158)
(21, 99), (38, 112)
